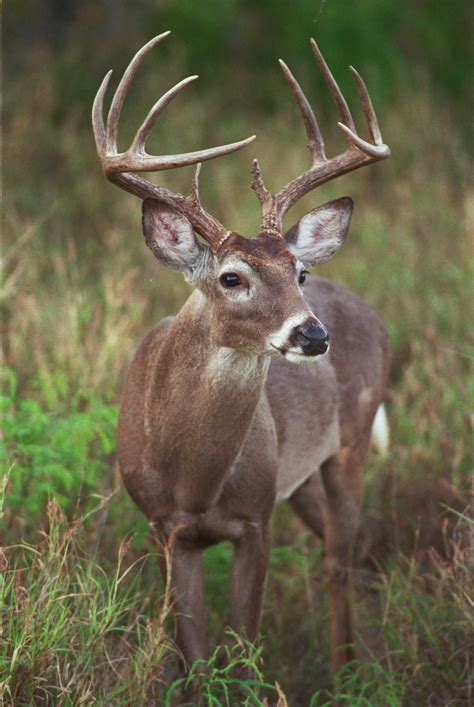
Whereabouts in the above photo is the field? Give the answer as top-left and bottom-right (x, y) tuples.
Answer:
(2, 3), (473, 705)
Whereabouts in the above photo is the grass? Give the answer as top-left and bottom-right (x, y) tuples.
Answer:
(2, 23), (473, 706)
(1, 500), (173, 705)
(1, 496), (471, 704)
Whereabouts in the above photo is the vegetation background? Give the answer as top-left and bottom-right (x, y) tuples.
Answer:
(2, 1), (472, 704)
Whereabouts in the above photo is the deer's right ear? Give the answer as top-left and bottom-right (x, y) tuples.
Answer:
(284, 197), (353, 266)
(142, 199), (208, 275)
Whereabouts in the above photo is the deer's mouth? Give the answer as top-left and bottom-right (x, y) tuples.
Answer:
(270, 344), (308, 359)
(270, 343), (287, 355)
(270, 343), (329, 361)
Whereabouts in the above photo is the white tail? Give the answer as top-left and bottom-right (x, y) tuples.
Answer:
(371, 403), (390, 457)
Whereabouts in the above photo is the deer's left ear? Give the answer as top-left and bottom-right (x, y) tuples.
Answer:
(142, 198), (208, 276)
(284, 197), (353, 266)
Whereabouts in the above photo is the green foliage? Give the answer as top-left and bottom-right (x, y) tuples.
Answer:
(313, 660), (406, 706)
(1, 369), (117, 528)
(165, 632), (276, 706)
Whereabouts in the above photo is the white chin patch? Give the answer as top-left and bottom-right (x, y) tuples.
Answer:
(284, 350), (308, 363)
(283, 344), (330, 364)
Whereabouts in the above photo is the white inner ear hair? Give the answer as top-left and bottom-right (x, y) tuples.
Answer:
(295, 208), (343, 263)
(155, 211), (195, 255)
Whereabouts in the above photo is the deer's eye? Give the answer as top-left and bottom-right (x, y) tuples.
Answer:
(299, 270), (309, 285)
(219, 272), (242, 289)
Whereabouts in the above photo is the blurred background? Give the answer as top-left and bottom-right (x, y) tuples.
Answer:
(2, 1), (472, 705)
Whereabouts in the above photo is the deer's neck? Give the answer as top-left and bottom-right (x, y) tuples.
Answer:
(145, 290), (270, 513)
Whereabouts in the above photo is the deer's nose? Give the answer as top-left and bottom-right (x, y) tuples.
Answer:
(291, 322), (329, 356)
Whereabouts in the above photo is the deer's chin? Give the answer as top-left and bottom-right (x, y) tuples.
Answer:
(269, 343), (330, 363)
(285, 350), (326, 363)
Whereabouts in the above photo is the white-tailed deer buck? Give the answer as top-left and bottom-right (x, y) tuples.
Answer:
(92, 32), (391, 676)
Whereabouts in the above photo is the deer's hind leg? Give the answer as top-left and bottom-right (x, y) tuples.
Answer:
(288, 472), (326, 539)
(319, 438), (370, 675)
(230, 522), (270, 642)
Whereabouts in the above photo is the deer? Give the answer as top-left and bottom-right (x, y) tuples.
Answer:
(92, 31), (391, 678)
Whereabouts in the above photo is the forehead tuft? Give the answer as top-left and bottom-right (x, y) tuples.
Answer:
(221, 232), (296, 267)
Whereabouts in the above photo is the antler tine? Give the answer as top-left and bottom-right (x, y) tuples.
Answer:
(92, 69), (113, 159)
(130, 74), (198, 154)
(349, 66), (383, 145)
(278, 59), (326, 163)
(310, 38), (356, 148)
(251, 158), (270, 203)
(337, 122), (390, 158)
(190, 163), (202, 204)
(106, 32), (170, 153)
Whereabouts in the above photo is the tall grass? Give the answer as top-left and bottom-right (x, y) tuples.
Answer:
(1, 498), (173, 704)
(2, 22), (472, 706)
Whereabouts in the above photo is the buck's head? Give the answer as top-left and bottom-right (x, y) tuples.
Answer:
(92, 32), (389, 362)
(142, 196), (352, 361)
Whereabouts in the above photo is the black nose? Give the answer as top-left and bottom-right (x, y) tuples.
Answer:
(291, 322), (329, 356)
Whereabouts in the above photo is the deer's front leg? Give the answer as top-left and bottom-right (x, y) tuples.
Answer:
(167, 535), (208, 669)
(229, 523), (270, 642)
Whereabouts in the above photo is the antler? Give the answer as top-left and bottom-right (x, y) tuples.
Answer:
(92, 32), (255, 250)
(251, 38), (391, 233)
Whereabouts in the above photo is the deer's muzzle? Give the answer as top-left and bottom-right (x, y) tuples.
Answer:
(290, 321), (329, 356)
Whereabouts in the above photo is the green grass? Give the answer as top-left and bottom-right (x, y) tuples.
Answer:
(2, 9), (473, 705)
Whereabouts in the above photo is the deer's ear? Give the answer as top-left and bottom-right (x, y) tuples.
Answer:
(142, 199), (207, 274)
(284, 197), (353, 266)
